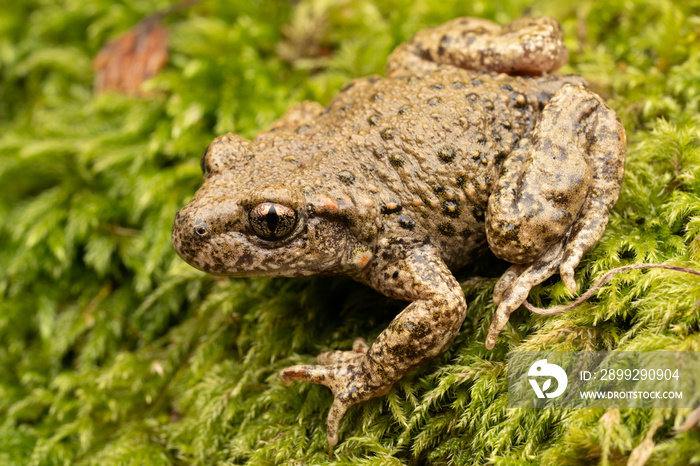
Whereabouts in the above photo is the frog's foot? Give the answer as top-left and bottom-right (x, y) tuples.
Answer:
(317, 338), (368, 365)
(484, 84), (625, 349)
(280, 351), (392, 445)
(486, 241), (565, 349)
(387, 16), (567, 77)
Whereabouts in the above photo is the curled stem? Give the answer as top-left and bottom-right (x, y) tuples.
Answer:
(524, 263), (700, 315)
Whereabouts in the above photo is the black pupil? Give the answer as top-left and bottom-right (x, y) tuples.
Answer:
(266, 204), (279, 233)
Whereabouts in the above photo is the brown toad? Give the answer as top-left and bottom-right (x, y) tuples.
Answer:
(172, 16), (625, 445)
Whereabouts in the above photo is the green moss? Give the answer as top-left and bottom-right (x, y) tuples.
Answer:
(1, 0), (699, 464)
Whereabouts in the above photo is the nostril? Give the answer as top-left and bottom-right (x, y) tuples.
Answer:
(195, 225), (209, 237)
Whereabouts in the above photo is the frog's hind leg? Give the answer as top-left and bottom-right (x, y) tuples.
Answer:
(386, 16), (568, 77)
(484, 84), (625, 349)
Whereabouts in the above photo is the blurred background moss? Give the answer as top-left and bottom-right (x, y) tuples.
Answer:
(0, 0), (699, 464)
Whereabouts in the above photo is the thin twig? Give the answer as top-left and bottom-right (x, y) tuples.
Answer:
(524, 264), (700, 315)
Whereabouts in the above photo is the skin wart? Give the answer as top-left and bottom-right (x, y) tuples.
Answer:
(172, 16), (626, 445)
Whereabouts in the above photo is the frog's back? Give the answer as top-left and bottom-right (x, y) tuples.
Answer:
(307, 68), (581, 268)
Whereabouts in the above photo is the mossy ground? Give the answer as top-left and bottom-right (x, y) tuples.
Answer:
(1, 0), (699, 464)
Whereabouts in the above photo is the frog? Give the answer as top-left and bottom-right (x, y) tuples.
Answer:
(171, 16), (625, 445)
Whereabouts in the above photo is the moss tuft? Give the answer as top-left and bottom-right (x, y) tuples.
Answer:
(1, 0), (698, 464)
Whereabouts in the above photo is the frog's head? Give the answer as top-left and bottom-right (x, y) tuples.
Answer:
(172, 133), (375, 277)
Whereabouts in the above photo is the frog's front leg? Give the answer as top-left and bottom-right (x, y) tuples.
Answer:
(485, 84), (625, 349)
(280, 245), (467, 445)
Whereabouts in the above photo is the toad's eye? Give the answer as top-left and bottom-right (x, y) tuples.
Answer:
(249, 202), (297, 241)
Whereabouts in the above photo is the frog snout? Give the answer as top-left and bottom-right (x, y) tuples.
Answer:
(171, 198), (242, 262)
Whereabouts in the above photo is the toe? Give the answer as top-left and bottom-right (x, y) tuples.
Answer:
(352, 338), (369, 352)
(326, 397), (350, 446)
(559, 262), (578, 293)
(493, 265), (522, 305)
(486, 285), (531, 349)
(317, 339), (368, 364)
(280, 364), (333, 386)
